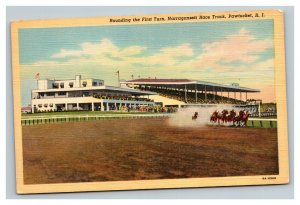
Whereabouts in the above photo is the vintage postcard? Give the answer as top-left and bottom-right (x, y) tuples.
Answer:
(11, 10), (289, 194)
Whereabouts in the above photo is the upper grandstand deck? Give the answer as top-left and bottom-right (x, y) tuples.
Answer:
(120, 78), (260, 105)
(121, 79), (259, 93)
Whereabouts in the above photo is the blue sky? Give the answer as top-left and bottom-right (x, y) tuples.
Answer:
(20, 20), (273, 64)
(19, 19), (275, 105)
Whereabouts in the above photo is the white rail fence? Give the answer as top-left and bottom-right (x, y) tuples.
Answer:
(21, 114), (277, 128)
(21, 114), (172, 126)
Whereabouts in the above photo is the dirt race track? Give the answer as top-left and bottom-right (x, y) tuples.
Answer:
(22, 117), (279, 184)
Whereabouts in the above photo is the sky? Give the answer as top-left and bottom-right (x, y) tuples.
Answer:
(19, 19), (275, 106)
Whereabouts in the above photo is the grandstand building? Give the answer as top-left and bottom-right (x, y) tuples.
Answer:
(120, 78), (260, 107)
(31, 75), (156, 113)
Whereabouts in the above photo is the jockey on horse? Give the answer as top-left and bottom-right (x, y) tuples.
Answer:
(228, 109), (236, 123)
(210, 110), (218, 123)
(210, 109), (250, 127)
(240, 110), (250, 127)
(220, 109), (229, 123)
(192, 112), (198, 120)
(234, 110), (250, 127)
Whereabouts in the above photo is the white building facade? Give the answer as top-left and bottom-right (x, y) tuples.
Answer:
(31, 75), (156, 113)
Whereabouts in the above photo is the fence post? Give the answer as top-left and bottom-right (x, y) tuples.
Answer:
(270, 121), (273, 128)
(260, 121), (263, 127)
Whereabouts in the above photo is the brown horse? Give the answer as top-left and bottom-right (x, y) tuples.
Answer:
(220, 109), (229, 123)
(210, 111), (218, 123)
(227, 109), (236, 123)
(233, 110), (250, 127)
(210, 109), (250, 127)
(192, 112), (198, 120)
(232, 110), (243, 126)
(241, 111), (250, 126)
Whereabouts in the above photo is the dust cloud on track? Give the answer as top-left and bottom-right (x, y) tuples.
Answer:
(168, 105), (241, 128)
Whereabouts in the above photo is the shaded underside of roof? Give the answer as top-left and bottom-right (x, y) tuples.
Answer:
(32, 86), (156, 96)
(122, 79), (260, 93)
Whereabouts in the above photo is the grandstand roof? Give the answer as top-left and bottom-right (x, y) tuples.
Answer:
(32, 85), (157, 96)
(127, 79), (193, 83)
(121, 79), (260, 93)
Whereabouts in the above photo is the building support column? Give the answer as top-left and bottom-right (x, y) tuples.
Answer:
(31, 105), (35, 113)
(101, 102), (104, 111)
(195, 84), (198, 103)
(213, 87), (215, 100)
(184, 84), (187, 103)
(91, 102), (94, 111)
(106, 103), (110, 111)
(65, 103), (68, 111)
(76, 103), (79, 110)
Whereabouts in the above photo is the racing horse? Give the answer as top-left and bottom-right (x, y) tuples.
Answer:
(234, 110), (250, 127)
(210, 110), (227, 125)
(210, 109), (250, 127)
(240, 111), (250, 127)
(227, 109), (237, 123)
(192, 112), (198, 120)
(220, 109), (229, 123)
(210, 111), (219, 123)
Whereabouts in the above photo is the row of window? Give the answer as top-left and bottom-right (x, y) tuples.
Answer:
(39, 92), (66, 97)
(35, 103), (54, 108)
(52, 81), (103, 89)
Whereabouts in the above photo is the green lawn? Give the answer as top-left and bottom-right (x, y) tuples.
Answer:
(247, 120), (277, 128)
(255, 115), (277, 119)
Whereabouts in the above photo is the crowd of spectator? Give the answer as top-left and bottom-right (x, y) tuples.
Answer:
(260, 103), (277, 113)
(110, 104), (177, 113)
(93, 94), (153, 102)
(140, 87), (245, 104)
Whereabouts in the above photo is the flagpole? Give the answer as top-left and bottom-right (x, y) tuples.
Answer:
(35, 73), (40, 89)
(116, 70), (120, 87)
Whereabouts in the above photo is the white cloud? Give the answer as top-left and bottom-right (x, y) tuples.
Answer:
(21, 29), (275, 87)
(50, 39), (194, 68)
(193, 28), (273, 70)
(47, 29), (272, 72)
(51, 38), (147, 59)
